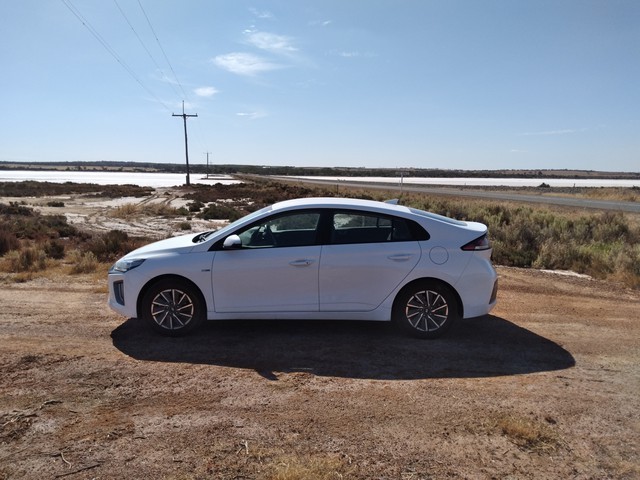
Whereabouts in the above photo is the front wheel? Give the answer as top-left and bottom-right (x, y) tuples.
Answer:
(140, 279), (205, 336)
(393, 281), (458, 339)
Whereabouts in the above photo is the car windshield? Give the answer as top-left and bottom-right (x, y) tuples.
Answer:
(209, 205), (273, 239)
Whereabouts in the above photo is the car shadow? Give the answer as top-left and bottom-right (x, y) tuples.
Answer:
(111, 315), (575, 380)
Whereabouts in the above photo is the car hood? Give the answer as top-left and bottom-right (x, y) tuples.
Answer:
(124, 233), (198, 258)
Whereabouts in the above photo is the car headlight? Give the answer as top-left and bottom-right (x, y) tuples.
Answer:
(110, 258), (145, 273)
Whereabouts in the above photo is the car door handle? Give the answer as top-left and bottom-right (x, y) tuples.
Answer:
(387, 254), (413, 262)
(289, 259), (315, 267)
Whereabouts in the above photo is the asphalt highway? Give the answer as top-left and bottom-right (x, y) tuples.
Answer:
(271, 176), (640, 213)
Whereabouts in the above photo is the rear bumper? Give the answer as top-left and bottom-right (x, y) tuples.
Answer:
(456, 259), (498, 319)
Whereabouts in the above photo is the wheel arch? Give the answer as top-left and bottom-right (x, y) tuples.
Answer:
(136, 274), (207, 319)
(393, 277), (464, 320)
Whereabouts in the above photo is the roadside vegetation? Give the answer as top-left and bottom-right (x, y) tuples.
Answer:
(0, 201), (148, 280)
(0, 181), (153, 198)
(0, 179), (638, 288)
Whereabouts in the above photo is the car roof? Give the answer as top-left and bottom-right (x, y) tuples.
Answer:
(271, 197), (414, 215)
(269, 197), (479, 230)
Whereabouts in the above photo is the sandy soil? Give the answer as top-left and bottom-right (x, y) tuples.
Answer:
(0, 194), (639, 479)
(20, 188), (226, 240)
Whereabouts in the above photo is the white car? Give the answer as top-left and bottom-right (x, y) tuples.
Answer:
(108, 197), (497, 338)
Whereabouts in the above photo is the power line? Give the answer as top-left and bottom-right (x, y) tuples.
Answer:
(112, 0), (182, 100)
(114, 0), (210, 155)
(134, 1), (212, 155)
(60, 0), (172, 112)
(137, 0), (189, 102)
(62, 0), (211, 158)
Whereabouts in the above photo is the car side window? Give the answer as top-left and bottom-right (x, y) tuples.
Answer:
(330, 211), (424, 244)
(237, 211), (321, 248)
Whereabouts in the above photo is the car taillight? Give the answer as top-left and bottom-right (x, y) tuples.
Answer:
(461, 234), (490, 251)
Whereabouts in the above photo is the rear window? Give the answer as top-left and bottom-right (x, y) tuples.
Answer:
(330, 210), (428, 244)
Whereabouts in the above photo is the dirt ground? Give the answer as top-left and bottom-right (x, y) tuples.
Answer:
(0, 193), (639, 479)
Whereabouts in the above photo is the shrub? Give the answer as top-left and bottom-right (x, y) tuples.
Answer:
(198, 203), (243, 221)
(397, 193), (640, 286)
(109, 204), (139, 218)
(68, 250), (98, 274)
(44, 240), (65, 260)
(0, 231), (20, 256)
(6, 247), (47, 272)
(41, 215), (77, 238)
(86, 230), (135, 262)
(145, 203), (183, 217)
(177, 222), (192, 231)
(0, 202), (34, 216)
(188, 201), (204, 212)
(46, 201), (65, 207)
(1, 210), (77, 240)
(0, 181), (153, 198)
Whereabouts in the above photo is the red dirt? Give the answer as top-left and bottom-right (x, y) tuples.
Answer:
(0, 265), (638, 479)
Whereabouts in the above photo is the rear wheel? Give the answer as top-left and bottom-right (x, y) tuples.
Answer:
(140, 279), (205, 336)
(393, 281), (458, 338)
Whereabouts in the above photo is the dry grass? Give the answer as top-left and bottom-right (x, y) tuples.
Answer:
(67, 250), (99, 274)
(0, 249), (111, 285)
(109, 203), (140, 218)
(2, 248), (47, 273)
(267, 454), (354, 480)
(494, 414), (561, 452)
(583, 187), (640, 203)
(109, 202), (184, 219)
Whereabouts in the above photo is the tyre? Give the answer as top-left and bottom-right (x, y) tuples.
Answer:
(393, 281), (458, 339)
(140, 278), (205, 336)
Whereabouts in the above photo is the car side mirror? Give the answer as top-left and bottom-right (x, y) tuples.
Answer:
(222, 234), (242, 249)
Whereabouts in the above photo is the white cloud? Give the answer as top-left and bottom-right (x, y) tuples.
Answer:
(213, 52), (281, 76)
(310, 19), (332, 27)
(337, 51), (376, 59)
(194, 86), (219, 97)
(521, 128), (584, 136)
(246, 31), (297, 55)
(236, 111), (267, 120)
(249, 8), (274, 19)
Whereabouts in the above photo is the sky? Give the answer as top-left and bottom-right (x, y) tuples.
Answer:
(1, 0), (638, 172)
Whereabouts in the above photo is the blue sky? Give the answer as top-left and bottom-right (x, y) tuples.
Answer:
(1, 1), (638, 171)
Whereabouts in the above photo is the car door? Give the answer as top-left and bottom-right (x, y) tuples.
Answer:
(211, 210), (322, 313)
(319, 210), (422, 312)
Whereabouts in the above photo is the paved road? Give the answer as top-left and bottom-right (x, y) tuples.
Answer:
(271, 176), (640, 213)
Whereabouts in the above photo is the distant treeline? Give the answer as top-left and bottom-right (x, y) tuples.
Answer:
(0, 161), (638, 179)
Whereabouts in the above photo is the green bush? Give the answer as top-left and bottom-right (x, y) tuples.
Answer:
(198, 204), (243, 221)
(399, 193), (640, 286)
(188, 201), (204, 212)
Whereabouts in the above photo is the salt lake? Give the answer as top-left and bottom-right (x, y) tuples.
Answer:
(289, 176), (640, 188)
(0, 170), (638, 188)
(0, 170), (240, 187)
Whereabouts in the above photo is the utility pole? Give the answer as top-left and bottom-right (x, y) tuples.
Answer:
(204, 151), (211, 178)
(172, 101), (197, 186)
